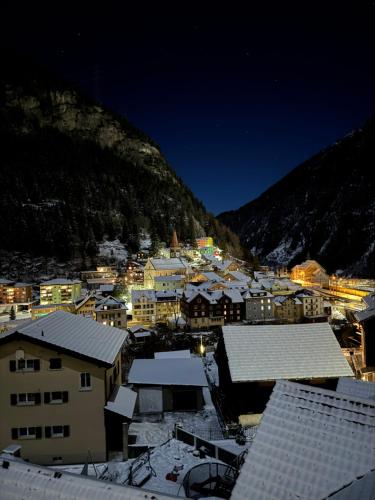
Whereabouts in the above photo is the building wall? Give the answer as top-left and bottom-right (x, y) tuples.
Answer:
(0, 339), (108, 464)
(0, 284), (33, 305)
(40, 283), (82, 305)
(274, 300), (303, 323)
(300, 296), (324, 317)
(96, 309), (127, 329)
(246, 297), (274, 321)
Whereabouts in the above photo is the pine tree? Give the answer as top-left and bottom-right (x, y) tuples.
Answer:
(9, 306), (16, 321)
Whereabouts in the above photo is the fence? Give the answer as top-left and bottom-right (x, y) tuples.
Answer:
(174, 426), (238, 465)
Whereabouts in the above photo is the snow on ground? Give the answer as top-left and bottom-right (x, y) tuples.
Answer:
(98, 239), (128, 261)
(130, 408), (224, 447)
(204, 352), (219, 387)
(0, 310), (31, 324)
(53, 439), (224, 498)
(139, 232), (152, 250)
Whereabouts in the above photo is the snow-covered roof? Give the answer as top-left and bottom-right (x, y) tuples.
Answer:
(194, 271), (223, 282)
(273, 295), (301, 305)
(154, 350), (191, 359)
(99, 284), (114, 292)
(155, 290), (180, 301)
(222, 323), (353, 382)
(40, 278), (81, 285)
(0, 278), (14, 285)
(150, 258), (188, 270)
(231, 380), (375, 500)
(128, 358), (208, 386)
(131, 289), (156, 303)
(355, 308), (375, 322)
(95, 296), (127, 311)
(225, 271), (251, 282)
(128, 325), (152, 334)
(214, 259), (234, 271)
(133, 331), (151, 339)
(0, 455), (177, 500)
(243, 288), (273, 298)
(336, 377), (375, 402)
(105, 385), (137, 419)
(154, 275), (184, 282)
(0, 311), (127, 366)
(363, 293), (375, 309)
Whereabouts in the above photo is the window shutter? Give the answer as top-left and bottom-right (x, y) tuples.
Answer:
(62, 391), (69, 403)
(44, 392), (51, 404)
(35, 427), (42, 439)
(11, 428), (18, 440)
(9, 360), (16, 372)
(10, 394), (17, 406)
(45, 426), (51, 438)
(63, 426), (70, 437)
(34, 359), (40, 371)
(35, 393), (41, 405)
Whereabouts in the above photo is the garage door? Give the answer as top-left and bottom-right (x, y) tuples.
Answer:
(138, 387), (163, 413)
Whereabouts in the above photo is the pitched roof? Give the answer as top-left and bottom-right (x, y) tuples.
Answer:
(231, 380), (375, 500)
(105, 385), (137, 419)
(95, 296), (127, 311)
(128, 358), (208, 386)
(336, 377), (375, 402)
(0, 311), (127, 366)
(150, 258), (188, 270)
(222, 323), (353, 382)
(0, 455), (177, 500)
(40, 278), (81, 285)
(131, 289), (156, 302)
(154, 350), (191, 359)
(154, 274), (184, 282)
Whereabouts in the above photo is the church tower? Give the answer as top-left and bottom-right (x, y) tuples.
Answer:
(170, 229), (181, 257)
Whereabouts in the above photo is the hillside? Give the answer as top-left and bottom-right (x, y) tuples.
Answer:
(0, 53), (243, 269)
(218, 118), (375, 276)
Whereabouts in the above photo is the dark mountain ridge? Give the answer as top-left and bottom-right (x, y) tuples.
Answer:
(0, 52), (244, 266)
(218, 118), (375, 276)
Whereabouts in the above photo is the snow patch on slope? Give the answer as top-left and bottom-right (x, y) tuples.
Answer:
(98, 239), (128, 261)
(266, 236), (305, 265)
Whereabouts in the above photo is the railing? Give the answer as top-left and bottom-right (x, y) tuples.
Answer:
(174, 426), (238, 465)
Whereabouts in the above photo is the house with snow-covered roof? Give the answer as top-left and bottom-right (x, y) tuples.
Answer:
(216, 323), (353, 414)
(0, 311), (136, 465)
(128, 357), (208, 413)
(231, 379), (375, 500)
(95, 295), (127, 329)
(143, 257), (192, 288)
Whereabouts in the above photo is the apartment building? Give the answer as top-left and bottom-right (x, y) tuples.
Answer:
(39, 279), (82, 305)
(0, 279), (33, 311)
(0, 311), (133, 465)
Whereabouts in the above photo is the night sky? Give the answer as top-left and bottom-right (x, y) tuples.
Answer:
(2, 2), (374, 214)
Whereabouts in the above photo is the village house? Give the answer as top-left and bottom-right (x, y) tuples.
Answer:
(290, 259), (329, 286)
(0, 279), (33, 312)
(355, 293), (375, 381)
(80, 266), (117, 282)
(243, 288), (274, 322)
(231, 379), (375, 500)
(216, 323), (353, 415)
(273, 294), (304, 323)
(39, 279), (82, 305)
(95, 295), (127, 329)
(123, 261), (144, 286)
(155, 290), (181, 325)
(143, 257), (191, 288)
(31, 302), (74, 320)
(128, 325), (154, 348)
(0, 311), (136, 465)
(154, 274), (185, 291)
(131, 290), (156, 326)
(128, 354), (207, 412)
(181, 289), (245, 329)
(295, 289), (326, 320)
